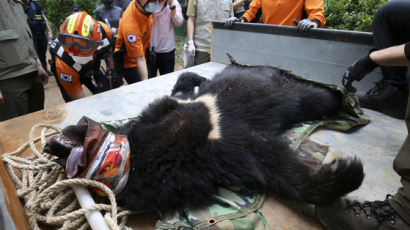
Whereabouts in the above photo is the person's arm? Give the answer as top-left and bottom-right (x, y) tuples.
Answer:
(68, 91), (86, 100)
(187, 16), (195, 41)
(304, 0), (326, 28)
(186, 16), (196, 56)
(42, 14), (53, 40)
(168, 0), (176, 17)
(241, 0), (262, 22)
(169, 0), (184, 27)
(0, 90), (3, 105)
(342, 43), (410, 90)
(37, 58), (48, 85)
(233, 0), (245, 11)
(136, 56), (148, 80)
(370, 43), (410, 66)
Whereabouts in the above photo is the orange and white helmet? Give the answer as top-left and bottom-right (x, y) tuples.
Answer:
(58, 11), (102, 56)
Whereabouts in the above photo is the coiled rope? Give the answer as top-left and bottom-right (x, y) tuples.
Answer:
(1, 124), (136, 230)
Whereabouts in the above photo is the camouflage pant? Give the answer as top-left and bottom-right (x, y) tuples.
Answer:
(390, 92), (410, 225)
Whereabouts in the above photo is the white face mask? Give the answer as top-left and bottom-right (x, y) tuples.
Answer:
(70, 54), (94, 65)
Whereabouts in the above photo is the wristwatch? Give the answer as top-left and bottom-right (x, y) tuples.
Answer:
(170, 5), (176, 10)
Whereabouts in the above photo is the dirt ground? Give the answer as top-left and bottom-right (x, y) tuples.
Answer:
(44, 37), (185, 109)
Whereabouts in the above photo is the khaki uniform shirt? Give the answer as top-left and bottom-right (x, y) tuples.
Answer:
(186, 0), (233, 53)
(0, 0), (38, 80)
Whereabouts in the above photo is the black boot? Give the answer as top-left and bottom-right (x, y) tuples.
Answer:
(356, 81), (408, 119)
(316, 195), (410, 230)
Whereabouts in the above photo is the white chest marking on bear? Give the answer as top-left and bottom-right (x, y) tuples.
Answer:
(177, 94), (221, 140)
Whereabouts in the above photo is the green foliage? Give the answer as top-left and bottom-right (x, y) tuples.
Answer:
(324, 0), (389, 32)
(40, 0), (100, 34)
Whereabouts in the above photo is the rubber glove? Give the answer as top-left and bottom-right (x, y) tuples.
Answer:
(187, 40), (195, 56)
(224, 16), (240, 29)
(342, 51), (378, 91)
(293, 19), (315, 32)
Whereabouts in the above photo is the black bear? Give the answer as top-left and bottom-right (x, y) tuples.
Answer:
(117, 64), (364, 212)
(44, 64), (364, 213)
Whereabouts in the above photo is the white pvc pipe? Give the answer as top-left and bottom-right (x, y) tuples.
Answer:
(72, 185), (110, 230)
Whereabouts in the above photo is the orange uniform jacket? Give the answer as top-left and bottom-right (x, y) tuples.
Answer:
(55, 57), (84, 95)
(242, 0), (326, 27)
(115, 0), (153, 69)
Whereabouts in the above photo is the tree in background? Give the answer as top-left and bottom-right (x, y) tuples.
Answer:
(39, 0), (389, 34)
(324, 0), (389, 32)
(39, 0), (99, 34)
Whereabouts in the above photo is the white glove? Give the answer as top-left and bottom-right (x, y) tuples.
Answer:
(187, 40), (196, 56)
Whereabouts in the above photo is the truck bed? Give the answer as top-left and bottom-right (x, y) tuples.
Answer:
(0, 23), (406, 229)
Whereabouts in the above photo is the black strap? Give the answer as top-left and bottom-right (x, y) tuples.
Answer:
(99, 22), (109, 40)
(49, 39), (82, 73)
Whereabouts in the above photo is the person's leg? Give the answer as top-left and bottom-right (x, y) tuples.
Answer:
(28, 71), (45, 113)
(194, 51), (210, 66)
(390, 90), (410, 225)
(123, 67), (141, 84)
(357, 0), (410, 119)
(157, 49), (175, 75)
(0, 72), (38, 121)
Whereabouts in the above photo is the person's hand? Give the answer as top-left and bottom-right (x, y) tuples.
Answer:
(293, 19), (315, 32)
(187, 40), (195, 56)
(342, 52), (378, 91)
(224, 17), (240, 29)
(38, 62), (49, 86)
(0, 90), (4, 105)
(48, 31), (53, 40)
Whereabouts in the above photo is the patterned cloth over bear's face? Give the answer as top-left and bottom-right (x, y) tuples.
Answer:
(46, 116), (131, 196)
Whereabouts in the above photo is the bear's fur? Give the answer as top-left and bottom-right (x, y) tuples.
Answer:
(117, 65), (364, 212)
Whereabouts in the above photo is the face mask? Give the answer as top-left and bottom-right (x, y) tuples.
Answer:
(70, 54), (94, 65)
(145, 0), (159, 13)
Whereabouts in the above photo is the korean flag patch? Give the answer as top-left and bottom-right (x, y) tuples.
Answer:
(127, 34), (137, 43)
(60, 73), (73, 83)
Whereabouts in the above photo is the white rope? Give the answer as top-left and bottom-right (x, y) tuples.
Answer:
(1, 124), (138, 229)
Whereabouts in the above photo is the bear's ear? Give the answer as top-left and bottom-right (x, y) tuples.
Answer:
(138, 97), (180, 124)
(171, 72), (209, 99)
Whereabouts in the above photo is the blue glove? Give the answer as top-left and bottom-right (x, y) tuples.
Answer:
(293, 19), (315, 32)
(224, 17), (240, 29)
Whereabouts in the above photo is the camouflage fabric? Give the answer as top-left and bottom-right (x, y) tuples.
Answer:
(155, 188), (268, 230)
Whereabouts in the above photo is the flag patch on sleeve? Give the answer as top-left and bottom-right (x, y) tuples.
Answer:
(60, 73), (73, 83)
(127, 34), (137, 43)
